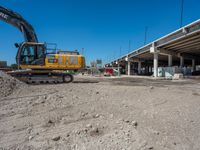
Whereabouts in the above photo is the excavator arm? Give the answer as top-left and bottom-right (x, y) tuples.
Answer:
(0, 5), (38, 42)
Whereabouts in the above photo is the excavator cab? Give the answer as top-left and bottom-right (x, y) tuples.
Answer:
(16, 42), (46, 66)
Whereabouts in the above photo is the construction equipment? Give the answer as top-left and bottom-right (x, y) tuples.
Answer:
(0, 6), (85, 83)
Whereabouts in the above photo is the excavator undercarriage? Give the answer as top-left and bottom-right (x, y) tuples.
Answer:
(8, 70), (74, 84)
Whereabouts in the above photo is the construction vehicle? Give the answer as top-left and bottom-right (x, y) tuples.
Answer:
(0, 6), (85, 83)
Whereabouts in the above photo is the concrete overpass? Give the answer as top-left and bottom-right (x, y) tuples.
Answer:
(107, 19), (200, 77)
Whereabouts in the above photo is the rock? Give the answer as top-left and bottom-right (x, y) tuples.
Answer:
(90, 127), (101, 136)
(96, 91), (99, 94)
(41, 100), (45, 104)
(150, 86), (154, 89)
(81, 112), (88, 117)
(27, 128), (32, 134)
(116, 121), (120, 124)
(148, 146), (154, 149)
(110, 114), (114, 118)
(86, 124), (92, 128)
(131, 120), (138, 127)
(72, 95), (79, 99)
(28, 136), (33, 140)
(75, 130), (81, 135)
(93, 114), (100, 118)
(94, 127), (99, 133)
(124, 105), (128, 108)
(28, 101), (32, 104)
(58, 95), (63, 99)
(84, 128), (88, 133)
(52, 136), (61, 141)
(126, 132), (130, 136)
(48, 119), (54, 124)
(124, 119), (130, 123)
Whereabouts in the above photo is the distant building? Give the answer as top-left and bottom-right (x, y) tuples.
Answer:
(0, 61), (7, 68)
(90, 59), (102, 68)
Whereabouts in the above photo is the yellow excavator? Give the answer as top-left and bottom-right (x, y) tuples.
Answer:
(0, 6), (85, 83)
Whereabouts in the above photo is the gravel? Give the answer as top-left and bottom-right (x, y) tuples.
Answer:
(0, 71), (26, 97)
(0, 75), (200, 149)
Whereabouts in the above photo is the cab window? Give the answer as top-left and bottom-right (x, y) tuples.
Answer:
(20, 44), (45, 65)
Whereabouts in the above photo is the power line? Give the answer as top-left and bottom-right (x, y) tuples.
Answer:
(128, 40), (131, 53)
(180, 0), (184, 28)
(113, 50), (116, 60)
(144, 26), (148, 45)
(81, 48), (84, 55)
(119, 46), (122, 57)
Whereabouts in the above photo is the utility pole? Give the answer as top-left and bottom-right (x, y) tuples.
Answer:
(180, 0), (184, 28)
(81, 48), (84, 55)
(144, 26), (148, 45)
(128, 40), (131, 53)
(113, 50), (116, 60)
(118, 46), (122, 76)
(119, 46), (122, 57)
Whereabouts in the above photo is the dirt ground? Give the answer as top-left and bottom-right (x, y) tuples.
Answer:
(0, 75), (200, 150)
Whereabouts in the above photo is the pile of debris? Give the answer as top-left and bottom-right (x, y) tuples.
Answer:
(0, 71), (26, 97)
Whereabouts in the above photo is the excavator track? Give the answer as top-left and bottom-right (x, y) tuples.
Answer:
(7, 70), (73, 84)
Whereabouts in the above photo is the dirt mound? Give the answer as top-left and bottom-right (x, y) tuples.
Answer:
(0, 71), (26, 97)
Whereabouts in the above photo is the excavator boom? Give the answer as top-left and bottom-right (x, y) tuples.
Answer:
(0, 5), (38, 42)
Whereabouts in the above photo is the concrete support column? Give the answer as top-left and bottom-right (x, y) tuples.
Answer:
(145, 66), (149, 74)
(180, 56), (184, 67)
(128, 61), (131, 76)
(149, 66), (152, 73)
(138, 61), (141, 75)
(168, 55), (172, 67)
(132, 63), (135, 74)
(125, 63), (127, 75)
(146, 66), (149, 74)
(153, 53), (158, 77)
(150, 66), (153, 73)
(150, 43), (159, 77)
(192, 59), (196, 72)
(118, 65), (120, 76)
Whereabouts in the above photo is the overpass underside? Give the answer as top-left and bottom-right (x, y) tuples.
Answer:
(110, 19), (200, 78)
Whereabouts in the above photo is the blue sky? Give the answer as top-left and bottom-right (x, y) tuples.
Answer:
(0, 0), (200, 65)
